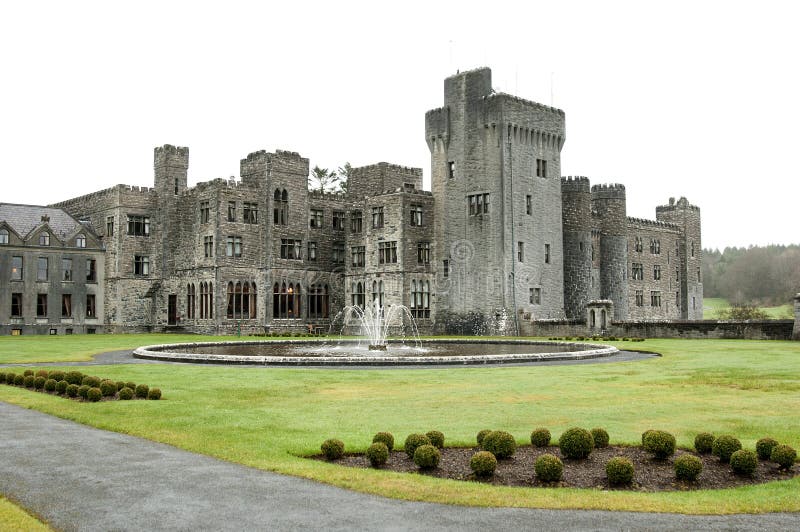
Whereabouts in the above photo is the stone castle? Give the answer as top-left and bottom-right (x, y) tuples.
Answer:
(0, 67), (703, 335)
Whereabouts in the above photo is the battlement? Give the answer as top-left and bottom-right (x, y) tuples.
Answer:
(627, 216), (680, 230)
(489, 92), (565, 116)
(350, 162), (422, 177)
(154, 144), (189, 167)
(274, 149), (304, 159)
(561, 176), (591, 192)
(241, 150), (268, 163)
(591, 183), (626, 200)
(308, 190), (345, 200)
(656, 196), (700, 213)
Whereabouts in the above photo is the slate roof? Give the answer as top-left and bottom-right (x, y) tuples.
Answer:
(0, 203), (89, 241)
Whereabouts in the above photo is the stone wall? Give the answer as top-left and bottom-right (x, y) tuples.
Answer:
(793, 294), (800, 340)
(522, 319), (794, 340)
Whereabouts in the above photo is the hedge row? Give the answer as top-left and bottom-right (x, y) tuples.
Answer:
(0, 369), (162, 402)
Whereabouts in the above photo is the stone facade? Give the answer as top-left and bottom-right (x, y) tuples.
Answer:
(794, 294), (800, 340)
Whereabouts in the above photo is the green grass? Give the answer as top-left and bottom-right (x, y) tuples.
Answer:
(0, 497), (52, 531)
(1, 335), (800, 514)
(703, 298), (794, 319)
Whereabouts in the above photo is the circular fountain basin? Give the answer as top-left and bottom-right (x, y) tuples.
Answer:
(132, 339), (619, 366)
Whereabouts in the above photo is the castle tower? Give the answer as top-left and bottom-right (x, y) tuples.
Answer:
(154, 145), (189, 278)
(591, 184), (628, 320)
(561, 176), (592, 319)
(656, 197), (702, 319)
(154, 145), (189, 197)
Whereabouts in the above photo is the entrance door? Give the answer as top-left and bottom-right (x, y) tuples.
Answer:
(168, 295), (177, 325)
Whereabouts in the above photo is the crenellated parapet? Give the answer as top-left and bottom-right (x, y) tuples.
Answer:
(656, 196), (700, 214)
(626, 217), (681, 230)
(561, 176), (591, 192)
(591, 183), (626, 200)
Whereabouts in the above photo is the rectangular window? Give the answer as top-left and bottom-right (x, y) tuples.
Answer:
(243, 202), (258, 224)
(448, 161), (455, 178)
(86, 294), (96, 318)
(11, 256), (22, 280)
(650, 238), (661, 254)
(204, 236), (214, 258)
(526, 195), (532, 215)
(333, 211), (346, 231)
(37, 294), (47, 317)
(62, 258), (73, 282)
(350, 211), (363, 233)
(410, 205), (423, 226)
(134, 255), (150, 276)
(227, 202), (236, 222)
(417, 242), (431, 264)
(126, 215), (150, 236)
(37, 257), (48, 281)
(371, 207), (384, 229)
(517, 242), (524, 262)
(199, 201), (210, 224)
(273, 192), (288, 225)
(653, 264), (662, 280)
(378, 241), (398, 264)
(632, 263), (643, 280)
(697, 267), (701, 282)
(544, 243), (551, 264)
(635, 290), (644, 306)
(529, 287), (541, 305)
(39, 232), (50, 246)
(62, 294), (72, 317)
(650, 291), (662, 307)
(634, 236), (643, 253)
(307, 241), (318, 261)
(11, 293), (22, 317)
(332, 242), (345, 264)
(410, 280), (431, 318)
(226, 236), (242, 257)
(351, 246), (365, 267)
(676, 291), (680, 308)
(536, 159), (547, 177)
(86, 259), (97, 282)
(467, 193), (489, 215)
(280, 239), (302, 260)
(309, 209), (324, 228)
(106, 216), (114, 236)
(443, 259), (449, 278)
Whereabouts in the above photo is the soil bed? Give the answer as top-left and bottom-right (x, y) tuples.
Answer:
(323, 445), (797, 491)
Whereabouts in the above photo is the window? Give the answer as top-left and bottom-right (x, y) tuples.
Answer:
(186, 284), (196, 320)
(243, 202), (258, 224)
(526, 195), (532, 215)
(11, 256), (22, 280)
(39, 232), (50, 246)
(174, 178), (180, 195)
(634, 236), (643, 253)
(226, 236), (242, 257)
(517, 242), (524, 262)
(226, 281), (257, 319)
(204, 236), (214, 258)
(37, 294), (48, 317)
(86, 294), (96, 318)
(307, 241), (318, 261)
(635, 290), (644, 306)
(650, 291), (662, 307)
(371, 206), (384, 229)
(697, 267), (701, 282)
(351, 282), (365, 309)
(126, 215), (150, 236)
(410, 205), (423, 226)
(273, 189), (288, 225)
(200, 282), (213, 319)
(134, 255), (150, 276)
(544, 243), (551, 264)
(332, 242), (345, 264)
(199, 201), (210, 224)
(632, 263), (643, 280)
(536, 159), (547, 177)
(529, 287), (541, 305)
(351, 246), (365, 267)
(62, 258), (73, 281)
(650, 238), (661, 254)
(371, 280), (384, 308)
(75, 234), (86, 247)
(691, 241), (695, 257)
(333, 211), (346, 231)
(308, 209), (323, 229)
(350, 210), (363, 233)
(227, 201), (236, 222)
(675, 291), (680, 308)
(106, 216), (114, 236)
(86, 259), (97, 282)
(37, 257), (48, 281)
(273, 282), (300, 319)
(417, 242), (431, 264)
(62, 294), (72, 317)
(11, 293), (22, 317)
(653, 264), (662, 280)
(448, 161), (455, 178)
(378, 241), (397, 264)
(280, 239), (302, 260)
(676, 267), (680, 283)
(467, 193), (489, 215)
(0, 228), (8, 244)
(410, 280), (431, 318)
(591, 244), (595, 261)
(443, 259), (449, 278)
(307, 284), (330, 319)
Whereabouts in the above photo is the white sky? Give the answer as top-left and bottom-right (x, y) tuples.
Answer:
(1, 0), (797, 250)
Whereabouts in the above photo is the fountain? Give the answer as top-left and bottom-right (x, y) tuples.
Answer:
(338, 300), (420, 352)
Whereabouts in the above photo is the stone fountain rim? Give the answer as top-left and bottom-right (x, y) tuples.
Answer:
(132, 339), (620, 366)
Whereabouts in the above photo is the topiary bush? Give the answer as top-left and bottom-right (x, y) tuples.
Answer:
(56, 380), (69, 395)
(643, 430), (676, 460)
(65, 371), (84, 385)
(641, 429), (655, 445)
(23, 369), (34, 377)
(674, 454), (703, 481)
(694, 432), (715, 454)
(365, 442), (389, 467)
(135, 384), (149, 399)
(66, 384), (79, 397)
(86, 387), (102, 402)
(771, 445), (797, 470)
(5, 372), (16, 385)
(321, 438), (345, 460)
(81, 376), (101, 388)
(116, 381), (126, 392)
(44, 378), (57, 392)
(125, 381), (137, 391)
(470, 451), (497, 478)
(426, 430), (445, 449)
(78, 384), (90, 399)
(100, 380), (117, 397)
(482, 430), (517, 459)
(730, 449), (758, 476)
(49, 371), (65, 382)
(712, 435), (742, 463)
(372, 432), (394, 451)
(530, 428), (551, 448)
(24, 375), (36, 388)
(147, 388), (162, 400)
(413, 444), (440, 470)
(606, 457), (635, 486)
(35, 370), (49, 378)
(559, 427), (594, 459)
(476, 429), (492, 447)
(118, 387), (134, 400)
(34, 376), (46, 390)
(404, 433), (431, 458)
(756, 438), (779, 460)
(14, 374), (25, 385)
(591, 428), (610, 448)
(0, 372), (6, 384)
(534, 453), (564, 482)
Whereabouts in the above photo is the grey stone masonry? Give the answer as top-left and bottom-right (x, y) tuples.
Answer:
(794, 294), (800, 340)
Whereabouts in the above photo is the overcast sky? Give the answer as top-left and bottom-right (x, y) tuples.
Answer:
(1, 0), (797, 250)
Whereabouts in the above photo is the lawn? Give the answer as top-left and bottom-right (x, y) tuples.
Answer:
(0, 497), (51, 531)
(703, 297), (794, 319)
(1, 335), (799, 514)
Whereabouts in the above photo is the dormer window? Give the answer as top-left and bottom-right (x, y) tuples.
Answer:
(0, 228), (8, 244)
(39, 232), (50, 246)
(75, 234), (86, 248)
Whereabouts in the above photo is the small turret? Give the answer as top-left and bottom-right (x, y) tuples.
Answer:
(561, 176), (592, 318)
(591, 183), (628, 319)
(154, 144), (189, 196)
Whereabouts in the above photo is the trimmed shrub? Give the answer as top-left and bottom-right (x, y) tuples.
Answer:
(591, 428), (610, 448)
(476, 429), (492, 447)
(643, 430), (676, 460)
(116, 381), (126, 392)
(100, 380), (118, 397)
(404, 433), (431, 458)
(372, 432), (395, 451)
(81, 376), (101, 388)
(641, 429), (655, 445)
(559, 427), (594, 459)
(426, 430), (445, 449)
(78, 384), (91, 399)
(470, 451), (497, 478)
(14, 374), (25, 385)
(530, 428), (551, 448)
(147, 388), (162, 400)
(730, 449), (758, 476)
(23, 369), (34, 377)
(135, 384), (149, 399)
(771, 445), (797, 470)
(125, 381), (137, 391)
(118, 387), (134, 400)
(413, 444), (440, 470)
(606, 457), (635, 486)
(5, 372), (16, 385)
(35, 370), (49, 378)
(694, 432), (715, 454)
(482, 430), (517, 459)
(365, 442), (389, 467)
(56, 380), (69, 395)
(65, 371), (84, 385)
(0, 372), (6, 384)
(49, 371), (65, 382)
(44, 379), (57, 392)
(534, 453), (564, 482)
(756, 438), (779, 461)
(24, 375), (36, 388)
(712, 435), (742, 463)
(320, 439), (345, 460)
(33, 376), (46, 389)
(674, 454), (703, 481)
(86, 387), (102, 402)
(66, 384), (79, 397)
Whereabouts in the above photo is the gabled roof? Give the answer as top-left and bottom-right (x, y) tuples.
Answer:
(0, 203), (92, 241)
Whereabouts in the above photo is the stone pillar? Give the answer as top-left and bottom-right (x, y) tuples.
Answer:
(793, 294), (800, 340)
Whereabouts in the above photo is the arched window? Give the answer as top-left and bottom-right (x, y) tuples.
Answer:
(209, 282), (213, 319)
(410, 280), (430, 318)
(600, 309), (607, 329)
(0, 228), (8, 245)
(590, 309), (596, 328)
(273, 281), (300, 319)
(273, 189), (288, 225)
(187, 283), (196, 320)
(226, 281), (256, 319)
(308, 284), (330, 319)
(351, 282), (365, 309)
(199, 282), (206, 319)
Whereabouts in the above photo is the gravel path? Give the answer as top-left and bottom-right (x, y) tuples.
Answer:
(1, 402), (798, 531)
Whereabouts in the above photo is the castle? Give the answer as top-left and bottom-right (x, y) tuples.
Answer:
(0, 67), (702, 335)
